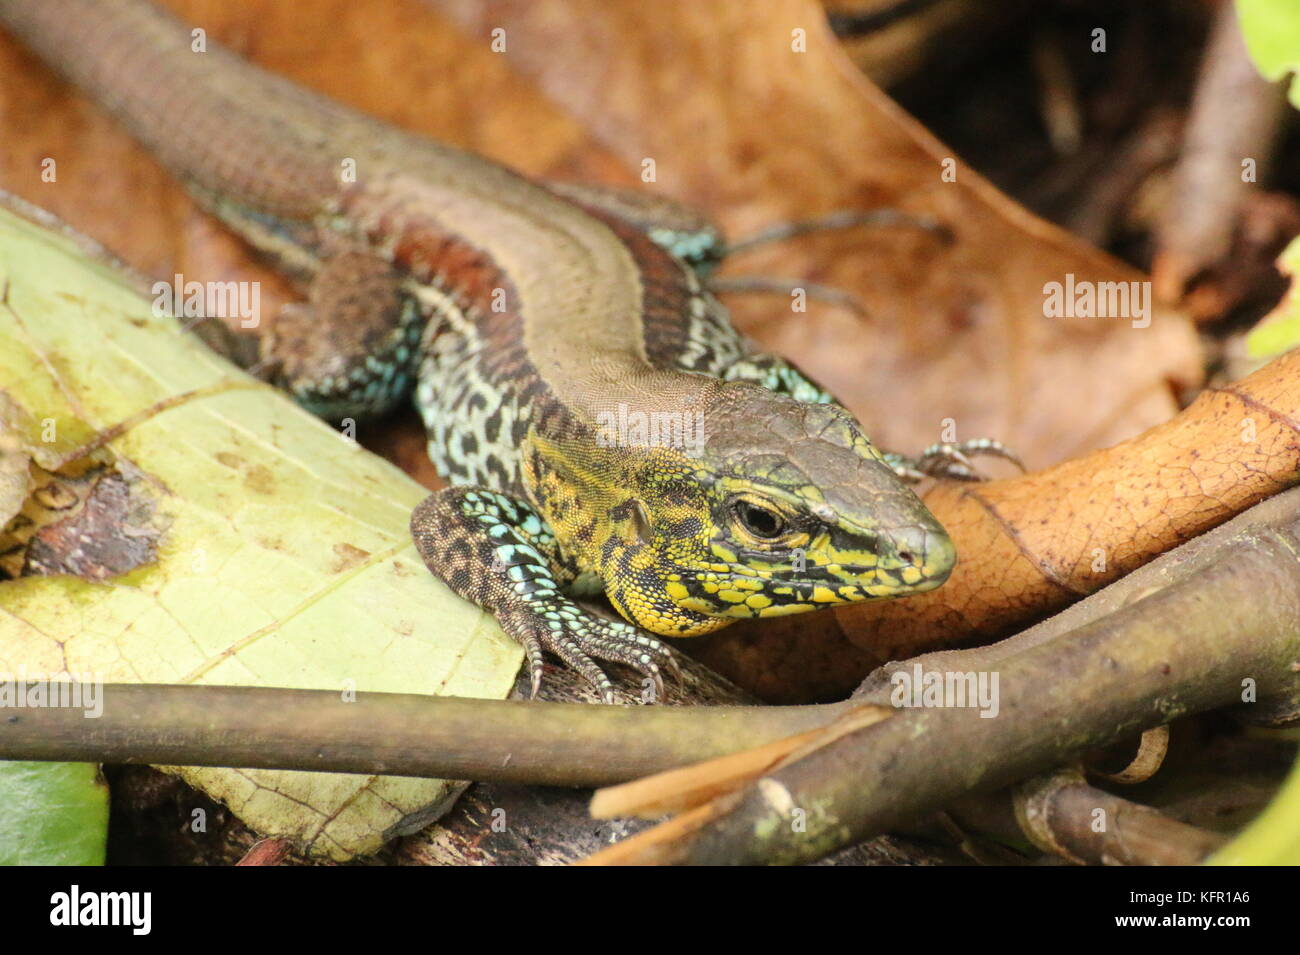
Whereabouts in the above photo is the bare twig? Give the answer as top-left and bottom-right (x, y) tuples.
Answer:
(1153, 2), (1288, 304)
(1031, 30), (1083, 155)
(944, 769), (1229, 866)
(1010, 769), (1229, 866)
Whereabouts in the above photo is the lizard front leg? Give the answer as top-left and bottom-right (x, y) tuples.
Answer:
(410, 487), (679, 703)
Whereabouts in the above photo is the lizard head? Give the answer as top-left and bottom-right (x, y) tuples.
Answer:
(601, 384), (957, 636)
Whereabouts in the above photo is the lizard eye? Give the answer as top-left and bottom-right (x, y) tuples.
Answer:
(733, 500), (785, 539)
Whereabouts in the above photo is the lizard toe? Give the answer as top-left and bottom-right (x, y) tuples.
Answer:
(580, 617), (678, 702)
(499, 608), (548, 700)
(539, 626), (618, 704)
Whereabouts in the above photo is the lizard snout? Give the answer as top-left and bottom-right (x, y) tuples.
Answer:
(878, 521), (956, 591)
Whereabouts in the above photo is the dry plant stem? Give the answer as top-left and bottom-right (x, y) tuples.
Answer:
(589, 725), (830, 821)
(944, 768), (1229, 866)
(1065, 109), (1181, 246)
(668, 488), (1300, 865)
(0, 684), (851, 787)
(1153, 1), (1287, 302)
(831, 0), (1008, 89)
(576, 795), (742, 867)
(1011, 769), (1229, 866)
(1090, 726), (1169, 784)
(1031, 30), (1082, 155)
(590, 703), (892, 819)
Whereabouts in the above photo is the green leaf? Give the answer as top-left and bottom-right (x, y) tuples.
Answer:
(1209, 748), (1300, 865)
(0, 198), (522, 860)
(1246, 236), (1300, 359)
(1236, 0), (1300, 108)
(0, 762), (108, 865)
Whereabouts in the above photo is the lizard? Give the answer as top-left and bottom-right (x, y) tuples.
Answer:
(0, 0), (1008, 702)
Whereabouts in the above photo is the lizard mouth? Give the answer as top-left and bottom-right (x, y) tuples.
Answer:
(772, 565), (950, 600)
(669, 556), (954, 621)
(812, 555), (954, 590)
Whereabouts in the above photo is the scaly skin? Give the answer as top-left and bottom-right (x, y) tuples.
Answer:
(0, 0), (961, 702)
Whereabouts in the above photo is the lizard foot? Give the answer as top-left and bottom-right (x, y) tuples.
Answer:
(500, 603), (681, 704)
(885, 438), (1024, 483)
(413, 487), (682, 704)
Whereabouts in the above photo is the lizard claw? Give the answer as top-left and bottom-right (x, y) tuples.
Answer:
(501, 602), (678, 703)
(886, 438), (1024, 483)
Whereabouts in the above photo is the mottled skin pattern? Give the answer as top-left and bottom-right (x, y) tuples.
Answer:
(1, 0), (972, 703)
(407, 203), (956, 701)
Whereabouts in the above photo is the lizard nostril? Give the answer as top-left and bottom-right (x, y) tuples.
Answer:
(897, 551), (914, 564)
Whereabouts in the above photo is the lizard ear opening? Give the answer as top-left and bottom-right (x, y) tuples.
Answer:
(630, 499), (653, 546)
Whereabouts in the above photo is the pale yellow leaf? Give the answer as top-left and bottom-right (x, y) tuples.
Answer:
(0, 200), (521, 860)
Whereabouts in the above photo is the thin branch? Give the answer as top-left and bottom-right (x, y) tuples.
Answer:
(1011, 770), (1229, 866)
(0, 683), (849, 787)
(1153, 1), (1288, 302)
(944, 769), (1229, 866)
